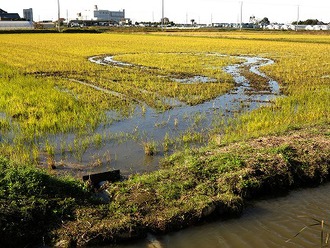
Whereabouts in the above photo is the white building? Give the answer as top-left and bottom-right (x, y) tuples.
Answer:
(93, 5), (125, 23)
(305, 25), (329, 31)
(0, 21), (33, 30)
(23, 8), (33, 22)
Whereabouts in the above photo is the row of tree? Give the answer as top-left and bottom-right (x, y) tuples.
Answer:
(249, 16), (330, 26)
(292, 19), (327, 25)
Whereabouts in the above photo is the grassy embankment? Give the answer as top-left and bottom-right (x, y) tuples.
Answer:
(0, 31), (329, 246)
(2, 126), (329, 247)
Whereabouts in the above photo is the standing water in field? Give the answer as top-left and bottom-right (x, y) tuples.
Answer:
(49, 53), (281, 177)
(106, 182), (330, 248)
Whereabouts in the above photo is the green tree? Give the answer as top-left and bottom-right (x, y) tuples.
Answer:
(260, 17), (270, 26)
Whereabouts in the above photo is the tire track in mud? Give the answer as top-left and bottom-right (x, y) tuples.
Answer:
(68, 78), (143, 104)
(88, 52), (281, 107)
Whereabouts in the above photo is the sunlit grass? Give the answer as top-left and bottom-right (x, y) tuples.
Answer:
(0, 31), (329, 166)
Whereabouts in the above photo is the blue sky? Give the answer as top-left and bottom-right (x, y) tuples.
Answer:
(1, 0), (329, 24)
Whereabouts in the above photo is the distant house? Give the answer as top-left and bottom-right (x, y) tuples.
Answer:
(0, 8), (20, 20)
(320, 25), (330, 30)
(0, 21), (34, 30)
(295, 25), (307, 31)
(280, 24), (290, 30)
(306, 25), (329, 31)
(212, 23), (238, 28)
(265, 24), (299, 30)
(35, 21), (56, 29)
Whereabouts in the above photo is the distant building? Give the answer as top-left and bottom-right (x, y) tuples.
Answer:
(264, 24), (329, 31)
(0, 21), (33, 30)
(35, 21), (56, 29)
(23, 8), (33, 22)
(93, 5), (125, 23)
(0, 8), (20, 20)
(212, 23), (239, 28)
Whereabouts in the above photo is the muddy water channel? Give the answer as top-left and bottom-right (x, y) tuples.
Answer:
(52, 53), (281, 176)
(109, 183), (330, 248)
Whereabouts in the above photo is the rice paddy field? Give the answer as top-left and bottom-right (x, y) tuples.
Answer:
(0, 30), (330, 247)
(0, 31), (329, 176)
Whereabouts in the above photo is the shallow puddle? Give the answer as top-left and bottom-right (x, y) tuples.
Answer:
(48, 53), (281, 177)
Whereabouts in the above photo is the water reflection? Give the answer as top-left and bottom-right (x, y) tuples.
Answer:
(34, 53), (282, 176)
(69, 54), (280, 175)
(110, 183), (330, 248)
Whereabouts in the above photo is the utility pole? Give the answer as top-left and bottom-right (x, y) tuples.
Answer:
(296, 5), (300, 31)
(57, 0), (61, 32)
(161, 0), (164, 29)
(240, 1), (243, 31)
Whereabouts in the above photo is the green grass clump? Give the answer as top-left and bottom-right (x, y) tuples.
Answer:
(0, 156), (89, 247)
(0, 125), (329, 247)
(51, 125), (330, 246)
